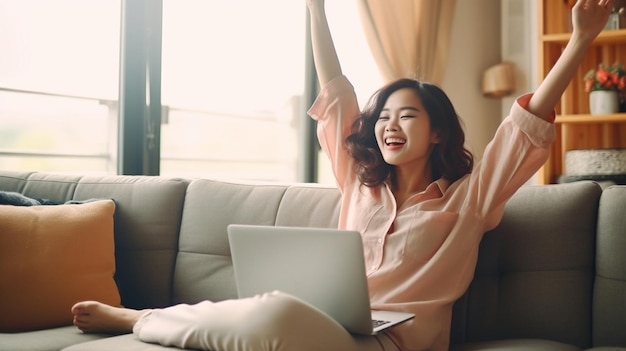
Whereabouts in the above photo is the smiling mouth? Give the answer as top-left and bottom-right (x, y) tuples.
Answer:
(385, 137), (406, 146)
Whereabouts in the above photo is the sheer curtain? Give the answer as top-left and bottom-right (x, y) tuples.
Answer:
(357, 0), (456, 85)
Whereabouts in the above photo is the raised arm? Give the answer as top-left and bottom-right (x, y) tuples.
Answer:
(528, 0), (614, 120)
(306, 0), (343, 88)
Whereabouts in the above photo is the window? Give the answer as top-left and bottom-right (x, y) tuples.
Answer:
(0, 0), (381, 183)
(317, 1), (383, 185)
(0, 0), (121, 174)
(160, 1), (307, 182)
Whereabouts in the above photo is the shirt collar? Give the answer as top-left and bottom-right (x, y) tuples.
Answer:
(383, 177), (449, 203)
(431, 178), (449, 196)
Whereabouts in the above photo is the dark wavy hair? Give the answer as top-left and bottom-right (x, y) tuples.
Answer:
(345, 78), (473, 187)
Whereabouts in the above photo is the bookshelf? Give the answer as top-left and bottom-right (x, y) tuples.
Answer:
(537, 0), (626, 184)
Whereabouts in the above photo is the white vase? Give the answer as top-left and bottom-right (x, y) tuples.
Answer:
(589, 90), (619, 115)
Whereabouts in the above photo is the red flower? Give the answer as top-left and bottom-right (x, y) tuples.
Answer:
(619, 76), (626, 91)
(596, 68), (610, 85)
(584, 63), (626, 93)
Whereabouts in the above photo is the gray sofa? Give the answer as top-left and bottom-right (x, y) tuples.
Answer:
(0, 170), (624, 351)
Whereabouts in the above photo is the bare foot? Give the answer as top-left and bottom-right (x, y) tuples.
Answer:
(71, 301), (149, 334)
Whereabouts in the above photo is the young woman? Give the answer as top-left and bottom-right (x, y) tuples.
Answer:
(71, 0), (613, 350)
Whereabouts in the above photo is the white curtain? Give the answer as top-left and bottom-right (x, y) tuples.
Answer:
(357, 0), (457, 85)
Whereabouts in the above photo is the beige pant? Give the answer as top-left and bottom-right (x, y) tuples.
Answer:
(133, 291), (399, 351)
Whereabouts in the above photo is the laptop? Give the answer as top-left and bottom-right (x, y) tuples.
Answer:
(227, 224), (414, 335)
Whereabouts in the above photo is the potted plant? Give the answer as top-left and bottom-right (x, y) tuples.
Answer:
(583, 63), (626, 114)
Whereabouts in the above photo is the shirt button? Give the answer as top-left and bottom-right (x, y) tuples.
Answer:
(377, 238), (383, 244)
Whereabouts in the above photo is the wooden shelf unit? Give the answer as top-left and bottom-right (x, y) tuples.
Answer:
(537, 0), (626, 184)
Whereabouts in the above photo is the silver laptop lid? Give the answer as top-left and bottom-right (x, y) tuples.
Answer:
(227, 224), (374, 335)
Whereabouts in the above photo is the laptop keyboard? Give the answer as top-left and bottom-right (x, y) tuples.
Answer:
(372, 319), (390, 328)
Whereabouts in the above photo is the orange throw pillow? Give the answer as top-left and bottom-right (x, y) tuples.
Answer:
(0, 199), (121, 332)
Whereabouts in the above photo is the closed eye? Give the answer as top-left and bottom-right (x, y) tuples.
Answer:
(400, 115), (416, 119)
(378, 116), (390, 121)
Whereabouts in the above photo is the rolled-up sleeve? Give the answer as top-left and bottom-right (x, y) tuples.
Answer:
(307, 75), (360, 190)
(462, 93), (556, 230)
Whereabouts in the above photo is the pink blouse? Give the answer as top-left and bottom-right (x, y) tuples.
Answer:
(308, 75), (556, 351)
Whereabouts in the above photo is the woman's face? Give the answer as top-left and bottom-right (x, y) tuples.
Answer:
(374, 88), (439, 168)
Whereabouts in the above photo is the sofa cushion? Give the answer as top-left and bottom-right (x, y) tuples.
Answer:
(451, 181), (602, 348)
(62, 334), (179, 351)
(0, 200), (120, 332)
(450, 338), (584, 351)
(71, 175), (189, 310)
(593, 185), (626, 347)
(173, 179), (291, 304)
(0, 326), (107, 351)
(450, 339), (584, 351)
(274, 184), (341, 228)
(0, 171), (190, 311)
(172, 179), (341, 305)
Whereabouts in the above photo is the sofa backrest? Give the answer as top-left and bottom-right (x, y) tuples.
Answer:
(593, 185), (626, 347)
(0, 171), (188, 310)
(450, 181), (602, 348)
(4, 171), (621, 348)
(171, 178), (341, 305)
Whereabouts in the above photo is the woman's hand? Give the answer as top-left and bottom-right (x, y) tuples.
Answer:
(527, 0), (614, 120)
(571, 0), (615, 43)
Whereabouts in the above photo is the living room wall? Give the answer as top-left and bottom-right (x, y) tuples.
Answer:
(442, 0), (502, 162)
(443, 0), (539, 182)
